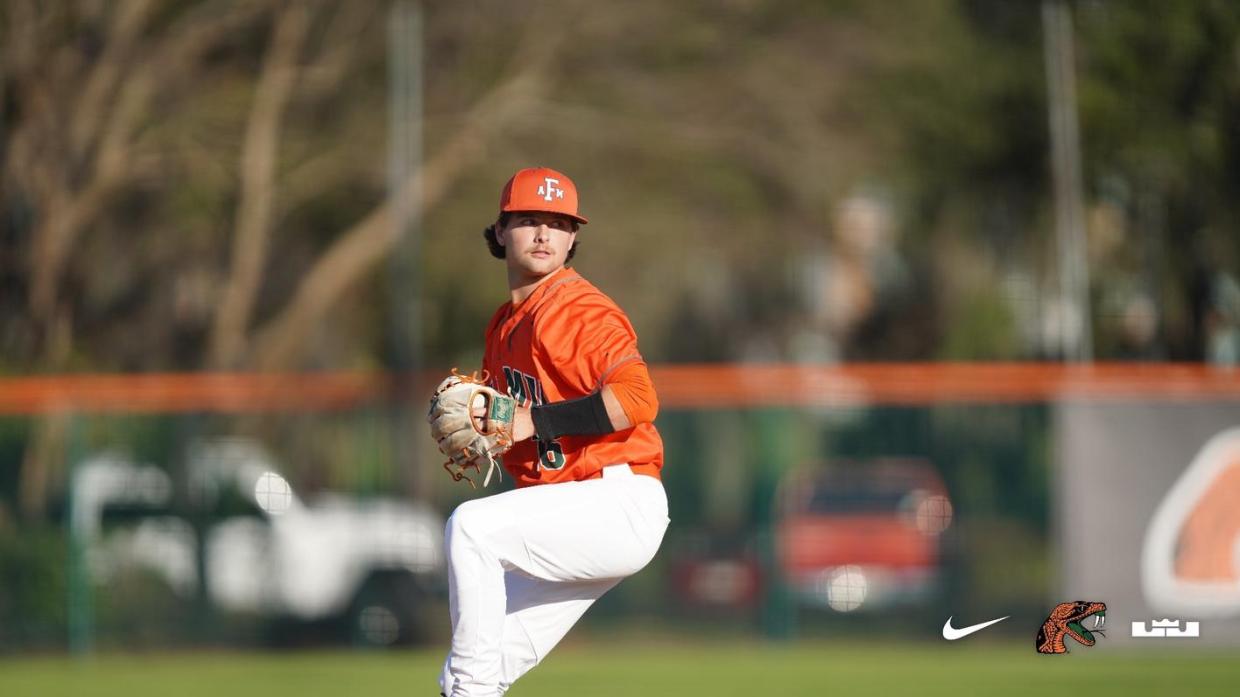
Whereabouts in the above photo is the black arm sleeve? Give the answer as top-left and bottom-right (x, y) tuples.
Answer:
(530, 391), (614, 441)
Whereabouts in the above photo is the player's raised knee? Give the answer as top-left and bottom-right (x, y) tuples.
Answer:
(445, 499), (487, 543)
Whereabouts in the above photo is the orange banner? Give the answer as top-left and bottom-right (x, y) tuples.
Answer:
(0, 363), (1238, 414)
(652, 363), (1240, 407)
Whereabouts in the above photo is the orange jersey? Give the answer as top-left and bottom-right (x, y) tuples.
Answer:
(483, 267), (663, 486)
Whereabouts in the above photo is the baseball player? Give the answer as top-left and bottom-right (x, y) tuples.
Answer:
(428, 167), (668, 697)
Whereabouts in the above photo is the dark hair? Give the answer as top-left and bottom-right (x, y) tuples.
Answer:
(484, 212), (579, 262)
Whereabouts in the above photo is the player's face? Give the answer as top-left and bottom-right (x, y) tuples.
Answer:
(498, 212), (578, 281)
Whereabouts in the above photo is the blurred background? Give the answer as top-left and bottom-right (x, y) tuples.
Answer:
(2, 0), (1240, 682)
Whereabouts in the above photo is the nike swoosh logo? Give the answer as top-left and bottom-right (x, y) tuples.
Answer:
(942, 615), (1009, 640)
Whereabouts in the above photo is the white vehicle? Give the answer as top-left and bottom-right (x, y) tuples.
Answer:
(76, 438), (445, 647)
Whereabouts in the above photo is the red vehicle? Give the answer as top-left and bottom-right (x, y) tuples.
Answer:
(776, 458), (952, 612)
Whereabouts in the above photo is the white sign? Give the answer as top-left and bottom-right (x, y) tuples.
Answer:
(1141, 428), (1240, 615)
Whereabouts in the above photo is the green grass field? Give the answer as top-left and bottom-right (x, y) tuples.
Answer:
(1, 640), (1237, 696)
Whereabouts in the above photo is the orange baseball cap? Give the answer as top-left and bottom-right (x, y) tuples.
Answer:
(499, 167), (589, 225)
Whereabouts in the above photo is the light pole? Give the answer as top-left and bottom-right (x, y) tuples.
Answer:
(1042, 0), (1093, 362)
(387, 0), (424, 495)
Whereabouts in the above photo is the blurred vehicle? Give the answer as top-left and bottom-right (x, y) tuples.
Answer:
(667, 531), (763, 614)
(775, 458), (952, 612)
(74, 438), (444, 647)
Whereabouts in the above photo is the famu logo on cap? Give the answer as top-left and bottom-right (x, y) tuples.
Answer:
(499, 167), (589, 225)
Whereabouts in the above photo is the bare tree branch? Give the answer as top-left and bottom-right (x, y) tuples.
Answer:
(24, 1), (273, 343)
(210, 2), (312, 369)
(14, 1), (277, 522)
(69, 0), (157, 161)
(251, 48), (555, 370)
(296, 1), (377, 103)
(276, 144), (365, 218)
(18, 411), (67, 521)
(29, 68), (155, 320)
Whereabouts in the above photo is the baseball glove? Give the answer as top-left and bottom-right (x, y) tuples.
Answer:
(427, 369), (516, 488)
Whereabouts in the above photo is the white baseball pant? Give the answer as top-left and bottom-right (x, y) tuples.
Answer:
(438, 464), (669, 697)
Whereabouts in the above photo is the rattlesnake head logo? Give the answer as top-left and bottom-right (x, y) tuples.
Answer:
(1036, 601), (1107, 654)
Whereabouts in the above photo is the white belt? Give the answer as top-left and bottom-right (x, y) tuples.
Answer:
(601, 463), (633, 479)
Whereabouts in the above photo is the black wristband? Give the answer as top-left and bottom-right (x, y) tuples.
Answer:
(530, 391), (614, 441)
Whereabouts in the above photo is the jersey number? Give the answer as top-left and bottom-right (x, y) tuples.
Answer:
(504, 366), (565, 470)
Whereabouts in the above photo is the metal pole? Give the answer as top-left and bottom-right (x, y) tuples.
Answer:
(387, 0), (423, 495)
(66, 413), (92, 656)
(1042, 0), (1093, 361)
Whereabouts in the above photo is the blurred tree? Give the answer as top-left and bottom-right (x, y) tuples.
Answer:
(4, 0), (1237, 368)
(1074, 0), (1240, 360)
(3, 0), (1239, 517)
(208, 1), (312, 370)
(4, 0), (281, 517)
(1, 0), (570, 515)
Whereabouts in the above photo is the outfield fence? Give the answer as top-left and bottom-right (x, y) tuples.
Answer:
(2, 363), (1238, 651)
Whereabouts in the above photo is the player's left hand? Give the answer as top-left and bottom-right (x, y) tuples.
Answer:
(428, 370), (516, 487)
